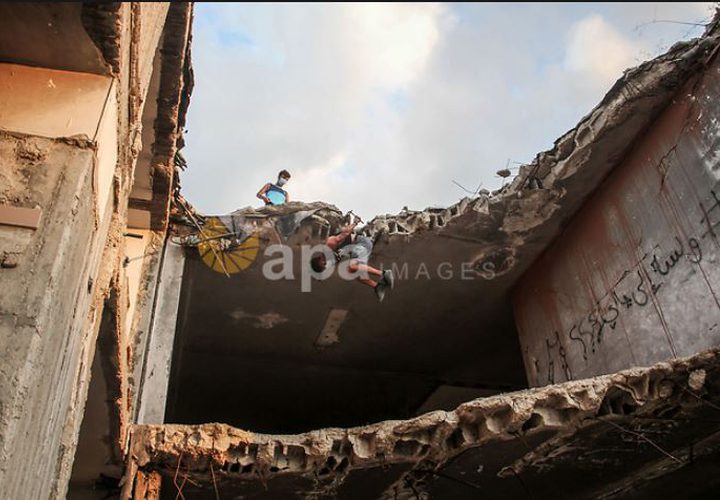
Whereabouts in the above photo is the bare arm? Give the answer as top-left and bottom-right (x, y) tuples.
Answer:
(256, 183), (272, 204)
(325, 219), (360, 250)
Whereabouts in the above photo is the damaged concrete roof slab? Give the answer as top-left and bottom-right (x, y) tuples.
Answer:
(130, 348), (720, 498)
(121, 11), (720, 500)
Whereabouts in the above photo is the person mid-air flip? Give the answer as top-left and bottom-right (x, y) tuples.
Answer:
(310, 215), (394, 302)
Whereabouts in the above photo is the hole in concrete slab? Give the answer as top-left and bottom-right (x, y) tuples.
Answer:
(622, 403), (637, 415)
(284, 445), (307, 469)
(241, 464), (254, 474)
(522, 412), (544, 431)
(461, 423), (480, 443)
(336, 457), (349, 472)
(486, 407), (514, 433)
(446, 428), (466, 450)
(393, 439), (422, 457)
(473, 246), (516, 276)
(599, 387), (638, 416)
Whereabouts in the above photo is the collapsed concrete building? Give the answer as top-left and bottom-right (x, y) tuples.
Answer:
(2, 4), (720, 499)
(0, 2), (193, 498)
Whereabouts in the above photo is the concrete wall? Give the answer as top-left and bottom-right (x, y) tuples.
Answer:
(0, 3), (188, 498)
(513, 55), (720, 387)
(0, 60), (119, 497)
(0, 132), (109, 498)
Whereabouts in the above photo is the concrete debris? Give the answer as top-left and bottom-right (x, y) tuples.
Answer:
(129, 348), (720, 495)
(219, 202), (347, 244)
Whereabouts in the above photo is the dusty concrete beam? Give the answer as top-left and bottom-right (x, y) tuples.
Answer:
(129, 348), (720, 491)
(136, 240), (186, 424)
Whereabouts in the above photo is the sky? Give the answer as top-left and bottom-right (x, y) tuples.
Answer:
(180, 2), (715, 220)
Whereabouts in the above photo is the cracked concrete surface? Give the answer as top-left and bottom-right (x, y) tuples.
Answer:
(129, 348), (720, 498)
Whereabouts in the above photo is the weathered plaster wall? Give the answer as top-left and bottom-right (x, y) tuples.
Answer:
(0, 4), (192, 498)
(0, 62), (118, 221)
(0, 132), (110, 499)
(0, 62), (112, 138)
(124, 230), (154, 335)
(0, 59), (124, 500)
(514, 52), (720, 387)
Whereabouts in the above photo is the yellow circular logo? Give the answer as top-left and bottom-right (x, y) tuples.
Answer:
(198, 217), (260, 274)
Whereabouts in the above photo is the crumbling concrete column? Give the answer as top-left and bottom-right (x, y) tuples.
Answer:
(0, 64), (119, 498)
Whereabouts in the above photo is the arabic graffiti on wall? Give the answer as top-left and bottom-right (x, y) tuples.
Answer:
(531, 189), (718, 386)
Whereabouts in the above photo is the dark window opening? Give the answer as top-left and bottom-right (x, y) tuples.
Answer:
(68, 303), (122, 499)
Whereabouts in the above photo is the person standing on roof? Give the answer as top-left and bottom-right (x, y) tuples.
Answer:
(257, 170), (291, 206)
(310, 215), (395, 302)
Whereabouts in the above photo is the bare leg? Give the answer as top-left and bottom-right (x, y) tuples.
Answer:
(357, 277), (377, 288)
(349, 262), (383, 277)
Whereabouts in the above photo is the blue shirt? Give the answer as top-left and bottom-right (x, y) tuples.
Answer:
(266, 184), (287, 205)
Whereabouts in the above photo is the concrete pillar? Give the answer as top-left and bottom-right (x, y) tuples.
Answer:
(136, 241), (186, 424)
(0, 63), (118, 498)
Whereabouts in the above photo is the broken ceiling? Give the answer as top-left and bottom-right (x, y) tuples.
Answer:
(132, 348), (720, 499)
(129, 14), (720, 500)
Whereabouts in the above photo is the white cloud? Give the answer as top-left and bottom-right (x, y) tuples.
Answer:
(344, 3), (449, 89)
(564, 14), (641, 87)
(181, 3), (714, 220)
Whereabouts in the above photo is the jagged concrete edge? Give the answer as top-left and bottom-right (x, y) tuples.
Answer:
(363, 22), (720, 248)
(129, 348), (719, 483)
(81, 2), (123, 75)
